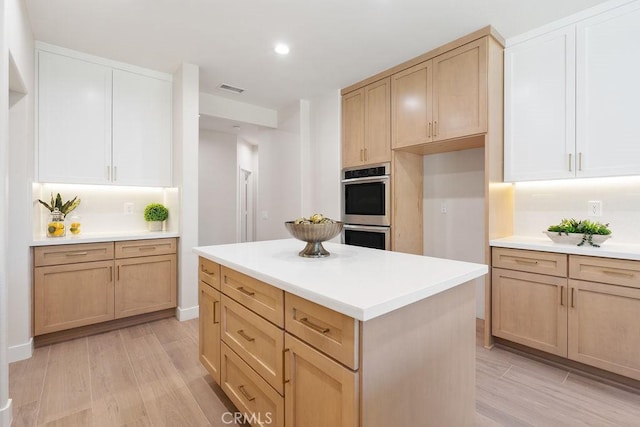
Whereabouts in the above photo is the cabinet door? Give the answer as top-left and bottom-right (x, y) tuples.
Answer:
(492, 268), (568, 356)
(576, 2), (640, 178)
(363, 78), (391, 165)
(432, 38), (487, 141)
(112, 70), (172, 186)
(568, 280), (640, 381)
(391, 61), (432, 149)
(342, 89), (365, 168)
(504, 27), (576, 181)
(34, 260), (115, 335)
(38, 51), (112, 184)
(114, 254), (177, 318)
(284, 334), (358, 427)
(199, 281), (221, 385)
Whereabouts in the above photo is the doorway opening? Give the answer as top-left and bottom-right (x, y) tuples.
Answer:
(239, 167), (255, 242)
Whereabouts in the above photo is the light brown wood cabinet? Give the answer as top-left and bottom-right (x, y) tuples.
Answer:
(341, 78), (391, 168)
(199, 261), (476, 426)
(284, 334), (358, 427)
(33, 238), (177, 338)
(492, 247), (640, 381)
(391, 38), (487, 149)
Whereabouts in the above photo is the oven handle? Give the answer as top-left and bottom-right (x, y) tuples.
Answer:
(341, 175), (390, 184)
(343, 224), (391, 232)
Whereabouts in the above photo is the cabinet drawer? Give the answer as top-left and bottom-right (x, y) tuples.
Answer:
(221, 295), (284, 394)
(221, 267), (284, 327)
(221, 343), (284, 427)
(285, 292), (359, 370)
(199, 257), (221, 290)
(492, 247), (567, 277)
(114, 238), (176, 259)
(569, 255), (640, 288)
(34, 242), (114, 267)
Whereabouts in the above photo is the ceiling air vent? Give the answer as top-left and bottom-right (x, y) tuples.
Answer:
(218, 84), (245, 94)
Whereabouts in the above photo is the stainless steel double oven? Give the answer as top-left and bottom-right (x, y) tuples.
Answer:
(341, 162), (391, 250)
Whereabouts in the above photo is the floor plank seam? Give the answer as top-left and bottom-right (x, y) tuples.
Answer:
(118, 327), (153, 427)
(500, 365), (513, 378)
(33, 345), (51, 427)
(562, 371), (570, 384)
(85, 337), (95, 424)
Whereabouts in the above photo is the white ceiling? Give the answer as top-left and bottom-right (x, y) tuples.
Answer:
(26, 0), (609, 111)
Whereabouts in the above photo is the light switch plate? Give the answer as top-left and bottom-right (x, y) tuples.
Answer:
(124, 202), (134, 215)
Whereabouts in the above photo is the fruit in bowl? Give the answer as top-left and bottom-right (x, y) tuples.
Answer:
(285, 214), (343, 258)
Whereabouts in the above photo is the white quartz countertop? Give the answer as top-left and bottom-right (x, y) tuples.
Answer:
(31, 231), (180, 246)
(193, 239), (487, 321)
(490, 235), (640, 261)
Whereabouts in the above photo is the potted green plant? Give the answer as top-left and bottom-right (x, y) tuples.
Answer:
(545, 218), (612, 247)
(144, 203), (169, 232)
(37, 193), (81, 237)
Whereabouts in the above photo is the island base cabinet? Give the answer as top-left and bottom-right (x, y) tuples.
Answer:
(284, 334), (358, 427)
(34, 260), (115, 335)
(492, 268), (568, 357)
(568, 280), (640, 381)
(199, 281), (221, 385)
(114, 254), (177, 319)
(221, 343), (284, 427)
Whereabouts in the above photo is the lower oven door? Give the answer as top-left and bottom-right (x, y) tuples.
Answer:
(342, 224), (391, 251)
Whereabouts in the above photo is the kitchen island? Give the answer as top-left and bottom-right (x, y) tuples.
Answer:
(194, 239), (487, 427)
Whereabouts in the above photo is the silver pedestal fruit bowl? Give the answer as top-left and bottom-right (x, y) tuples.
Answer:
(284, 221), (343, 258)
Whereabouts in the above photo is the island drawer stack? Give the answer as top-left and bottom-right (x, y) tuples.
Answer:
(198, 257), (360, 427)
(492, 247), (640, 381)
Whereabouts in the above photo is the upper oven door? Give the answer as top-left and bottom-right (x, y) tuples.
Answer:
(341, 175), (391, 226)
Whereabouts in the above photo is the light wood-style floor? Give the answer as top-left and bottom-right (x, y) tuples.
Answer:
(9, 317), (640, 426)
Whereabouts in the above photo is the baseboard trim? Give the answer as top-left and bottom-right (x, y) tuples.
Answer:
(8, 337), (33, 362)
(176, 305), (198, 321)
(0, 398), (12, 427)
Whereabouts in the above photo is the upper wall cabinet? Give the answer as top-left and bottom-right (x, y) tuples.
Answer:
(504, 27), (576, 181)
(342, 78), (391, 168)
(37, 46), (172, 187)
(505, 0), (640, 181)
(391, 39), (488, 149)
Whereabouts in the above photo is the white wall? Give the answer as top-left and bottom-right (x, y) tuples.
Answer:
(423, 148), (486, 318)
(198, 130), (238, 245)
(308, 90), (341, 222)
(172, 63), (199, 321)
(6, 0), (34, 375)
(0, 0), (11, 422)
(513, 176), (640, 243)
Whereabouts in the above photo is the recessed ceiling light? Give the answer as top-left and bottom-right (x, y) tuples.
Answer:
(274, 43), (290, 55)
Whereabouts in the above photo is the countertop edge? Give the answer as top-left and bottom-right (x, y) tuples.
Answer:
(31, 231), (180, 246)
(490, 236), (640, 261)
(193, 247), (487, 321)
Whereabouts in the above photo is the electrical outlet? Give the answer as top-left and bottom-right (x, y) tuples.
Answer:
(440, 203), (447, 214)
(261, 210), (269, 220)
(124, 202), (134, 215)
(587, 200), (602, 217)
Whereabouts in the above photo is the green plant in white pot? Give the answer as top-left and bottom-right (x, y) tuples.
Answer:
(144, 203), (168, 232)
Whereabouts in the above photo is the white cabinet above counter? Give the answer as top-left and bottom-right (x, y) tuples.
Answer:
(504, 0), (640, 182)
(36, 43), (172, 187)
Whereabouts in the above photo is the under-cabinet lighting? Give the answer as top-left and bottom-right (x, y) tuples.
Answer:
(38, 183), (176, 193)
(514, 176), (640, 190)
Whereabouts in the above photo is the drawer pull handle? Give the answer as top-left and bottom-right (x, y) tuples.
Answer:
(65, 251), (89, 256)
(299, 317), (330, 334)
(138, 247), (156, 251)
(560, 286), (564, 306)
(238, 385), (256, 402)
(513, 258), (538, 266)
(237, 287), (255, 297)
(571, 288), (576, 308)
(601, 269), (634, 278)
(237, 329), (255, 342)
(201, 266), (215, 275)
(283, 348), (291, 384)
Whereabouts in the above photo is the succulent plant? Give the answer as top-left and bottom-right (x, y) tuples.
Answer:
(144, 203), (169, 222)
(547, 218), (612, 247)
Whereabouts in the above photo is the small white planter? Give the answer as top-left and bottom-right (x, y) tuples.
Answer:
(147, 221), (164, 232)
(544, 231), (611, 246)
